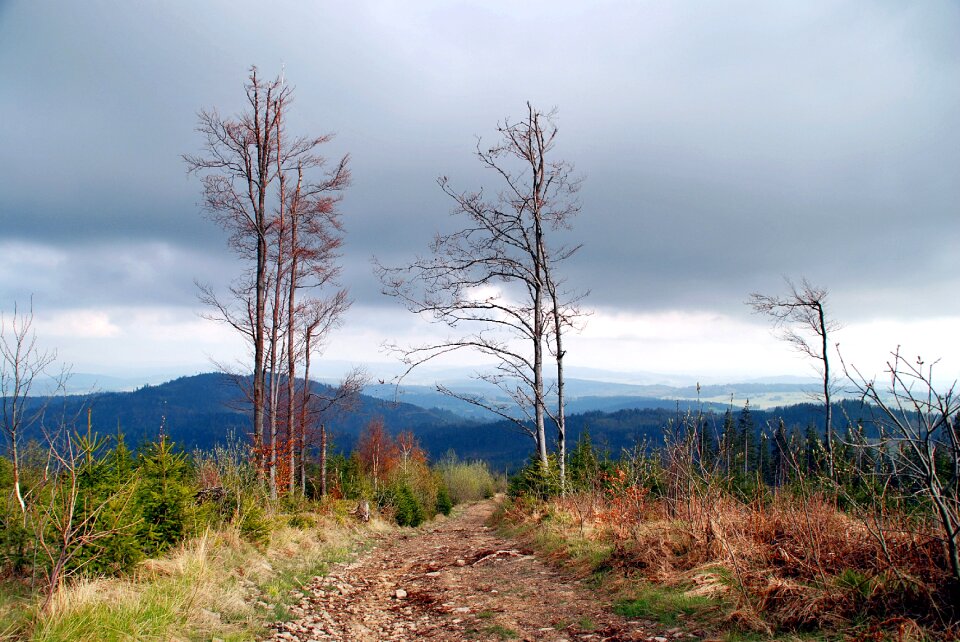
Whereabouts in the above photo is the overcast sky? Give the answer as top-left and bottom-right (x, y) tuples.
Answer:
(1, 1), (958, 384)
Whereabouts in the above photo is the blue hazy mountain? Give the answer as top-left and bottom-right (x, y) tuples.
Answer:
(12, 372), (863, 471)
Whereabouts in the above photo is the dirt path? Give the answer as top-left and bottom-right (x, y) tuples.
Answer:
(262, 500), (699, 642)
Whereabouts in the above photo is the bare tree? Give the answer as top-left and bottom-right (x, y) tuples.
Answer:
(295, 294), (362, 496)
(32, 423), (138, 612)
(377, 103), (583, 471)
(186, 67), (350, 497)
(749, 277), (840, 478)
(841, 347), (960, 588)
(185, 67), (286, 469)
(1, 301), (60, 520)
(544, 269), (587, 493)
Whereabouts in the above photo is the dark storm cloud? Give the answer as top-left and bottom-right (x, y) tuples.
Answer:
(1, 1), (958, 324)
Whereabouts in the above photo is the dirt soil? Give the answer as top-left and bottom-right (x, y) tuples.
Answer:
(262, 499), (702, 642)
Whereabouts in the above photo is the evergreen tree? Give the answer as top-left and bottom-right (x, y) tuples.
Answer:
(568, 427), (600, 490)
(135, 436), (193, 555)
(755, 427), (772, 485)
(70, 424), (142, 576)
(804, 422), (823, 476)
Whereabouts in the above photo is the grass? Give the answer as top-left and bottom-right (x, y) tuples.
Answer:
(3, 506), (381, 641)
(484, 623), (519, 639)
(0, 580), (33, 640)
(614, 584), (720, 626)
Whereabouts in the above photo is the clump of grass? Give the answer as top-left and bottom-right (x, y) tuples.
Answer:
(484, 623), (519, 639)
(496, 497), (613, 578)
(615, 584), (720, 626)
(0, 582), (32, 640)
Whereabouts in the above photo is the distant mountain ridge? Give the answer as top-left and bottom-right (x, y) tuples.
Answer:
(361, 378), (821, 419)
(11, 372), (860, 471)
(18, 373), (467, 452)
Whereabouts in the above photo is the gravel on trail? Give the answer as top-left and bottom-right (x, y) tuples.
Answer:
(262, 499), (703, 642)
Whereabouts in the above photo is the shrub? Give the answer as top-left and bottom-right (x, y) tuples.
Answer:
(386, 484), (424, 527)
(237, 497), (270, 548)
(508, 455), (561, 500)
(439, 457), (498, 503)
(435, 484), (453, 516)
(287, 513), (316, 529)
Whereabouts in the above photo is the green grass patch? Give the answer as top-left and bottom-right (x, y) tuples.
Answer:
(614, 584), (719, 626)
(484, 623), (519, 639)
(0, 582), (33, 640)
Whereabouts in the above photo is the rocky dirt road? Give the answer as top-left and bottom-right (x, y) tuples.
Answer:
(263, 500), (700, 642)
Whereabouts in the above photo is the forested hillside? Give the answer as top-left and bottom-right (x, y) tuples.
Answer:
(15, 373), (467, 451)
(15, 372), (874, 472)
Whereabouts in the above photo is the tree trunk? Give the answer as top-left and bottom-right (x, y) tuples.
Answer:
(552, 302), (566, 495)
(818, 302), (834, 479)
(531, 105), (548, 471)
(320, 423), (328, 497)
(300, 322), (314, 496)
(268, 246), (283, 500)
(251, 70), (274, 474)
(286, 169), (302, 495)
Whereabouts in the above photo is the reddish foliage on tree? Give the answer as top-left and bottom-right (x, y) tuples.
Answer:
(396, 430), (426, 474)
(356, 418), (399, 489)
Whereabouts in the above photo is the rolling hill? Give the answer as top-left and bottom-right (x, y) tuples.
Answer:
(10, 372), (874, 471)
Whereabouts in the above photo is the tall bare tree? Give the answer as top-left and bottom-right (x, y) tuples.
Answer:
(185, 67), (285, 469)
(294, 294), (362, 496)
(186, 67), (350, 497)
(544, 274), (587, 493)
(1, 302), (60, 520)
(749, 277), (840, 478)
(377, 103), (583, 471)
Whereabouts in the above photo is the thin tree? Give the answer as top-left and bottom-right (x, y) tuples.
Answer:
(1, 301), (60, 520)
(186, 67), (350, 496)
(376, 103), (583, 471)
(840, 347), (960, 589)
(296, 293), (362, 496)
(284, 156), (351, 495)
(749, 277), (839, 478)
(185, 67), (286, 469)
(544, 266), (587, 493)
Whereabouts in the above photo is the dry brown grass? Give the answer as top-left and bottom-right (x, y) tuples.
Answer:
(17, 505), (381, 641)
(502, 485), (958, 639)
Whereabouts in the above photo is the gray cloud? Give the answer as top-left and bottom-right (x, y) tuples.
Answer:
(1, 0), (958, 333)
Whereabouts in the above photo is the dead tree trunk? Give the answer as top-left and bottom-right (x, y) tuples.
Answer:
(376, 103), (584, 474)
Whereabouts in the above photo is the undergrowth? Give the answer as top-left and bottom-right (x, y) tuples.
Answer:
(1, 500), (385, 641)
(494, 488), (958, 641)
